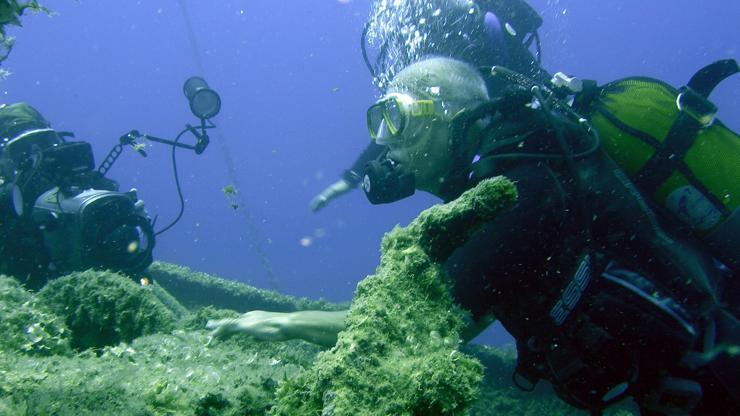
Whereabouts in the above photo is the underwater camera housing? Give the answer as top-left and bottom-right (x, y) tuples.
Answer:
(0, 129), (155, 279)
(32, 186), (154, 274)
(0, 77), (220, 283)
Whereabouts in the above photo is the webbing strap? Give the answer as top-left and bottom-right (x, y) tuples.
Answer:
(687, 59), (740, 97)
(593, 106), (728, 216)
(634, 59), (738, 195)
(633, 112), (702, 194)
(593, 105), (661, 148)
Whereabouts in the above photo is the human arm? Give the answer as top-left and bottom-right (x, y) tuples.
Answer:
(207, 307), (497, 348)
(309, 142), (385, 212)
(206, 309), (348, 348)
(280, 310), (349, 347)
(309, 179), (354, 212)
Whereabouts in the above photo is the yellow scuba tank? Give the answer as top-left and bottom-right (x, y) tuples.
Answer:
(582, 59), (739, 269)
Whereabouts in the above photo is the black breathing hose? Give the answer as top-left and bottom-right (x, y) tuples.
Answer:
(154, 127), (189, 236)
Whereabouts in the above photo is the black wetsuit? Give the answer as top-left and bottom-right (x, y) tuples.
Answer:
(442, 109), (740, 414)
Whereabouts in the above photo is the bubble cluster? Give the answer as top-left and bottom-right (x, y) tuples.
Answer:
(365, 0), (486, 92)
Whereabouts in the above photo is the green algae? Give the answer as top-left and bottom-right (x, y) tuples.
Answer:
(0, 268), (323, 415)
(271, 177), (518, 416)
(147, 261), (346, 313)
(0, 256), (633, 416)
(0, 0), (48, 27)
(0, 330), (320, 415)
(0, 274), (70, 356)
(0, 177), (640, 415)
(36, 269), (176, 351)
(0, 0), (51, 73)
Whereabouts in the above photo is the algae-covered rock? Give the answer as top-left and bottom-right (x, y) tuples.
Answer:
(36, 269), (176, 350)
(0, 178), (637, 415)
(0, 274), (70, 356)
(271, 177), (518, 416)
(0, 0), (48, 27)
(0, 264), (331, 415)
(0, 1), (51, 71)
(0, 329), (321, 415)
(148, 261), (345, 313)
(181, 305), (241, 331)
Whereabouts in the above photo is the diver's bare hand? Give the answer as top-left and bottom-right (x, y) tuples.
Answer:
(206, 310), (290, 342)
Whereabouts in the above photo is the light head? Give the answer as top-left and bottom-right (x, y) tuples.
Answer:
(183, 77), (221, 120)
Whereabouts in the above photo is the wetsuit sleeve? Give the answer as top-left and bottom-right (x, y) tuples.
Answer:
(342, 142), (385, 187)
(444, 162), (573, 324)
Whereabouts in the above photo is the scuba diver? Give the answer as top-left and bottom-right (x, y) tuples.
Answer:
(210, 57), (739, 415)
(310, 0), (548, 211)
(0, 102), (156, 289)
(0, 77), (221, 290)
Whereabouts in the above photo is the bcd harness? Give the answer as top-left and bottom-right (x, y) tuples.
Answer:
(577, 59), (739, 272)
(448, 60), (738, 415)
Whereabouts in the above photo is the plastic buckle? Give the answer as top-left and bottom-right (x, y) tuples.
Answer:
(551, 72), (583, 94)
(676, 86), (717, 127)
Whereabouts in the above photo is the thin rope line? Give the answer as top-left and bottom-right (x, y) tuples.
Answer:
(176, 0), (280, 291)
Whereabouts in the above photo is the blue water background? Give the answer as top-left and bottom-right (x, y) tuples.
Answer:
(3, 0), (738, 345)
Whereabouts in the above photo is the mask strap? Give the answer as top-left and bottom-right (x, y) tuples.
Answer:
(439, 99), (505, 201)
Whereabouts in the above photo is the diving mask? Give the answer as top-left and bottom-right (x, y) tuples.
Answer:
(367, 93), (440, 145)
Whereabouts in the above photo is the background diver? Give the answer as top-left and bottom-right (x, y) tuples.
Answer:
(0, 77), (221, 289)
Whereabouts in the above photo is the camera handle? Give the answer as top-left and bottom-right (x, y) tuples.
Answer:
(97, 119), (214, 177)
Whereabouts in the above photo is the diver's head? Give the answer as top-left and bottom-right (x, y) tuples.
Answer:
(0, 103), (63, 161)
(366, 57), (488, 198)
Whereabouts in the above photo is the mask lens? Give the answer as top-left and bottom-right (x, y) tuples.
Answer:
(383, 98), (404, 136)
(375, 121), (394, 145)
(367, 104), (385, 139)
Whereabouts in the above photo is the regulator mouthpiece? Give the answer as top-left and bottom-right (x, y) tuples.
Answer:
(362, 158), (415, 205)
